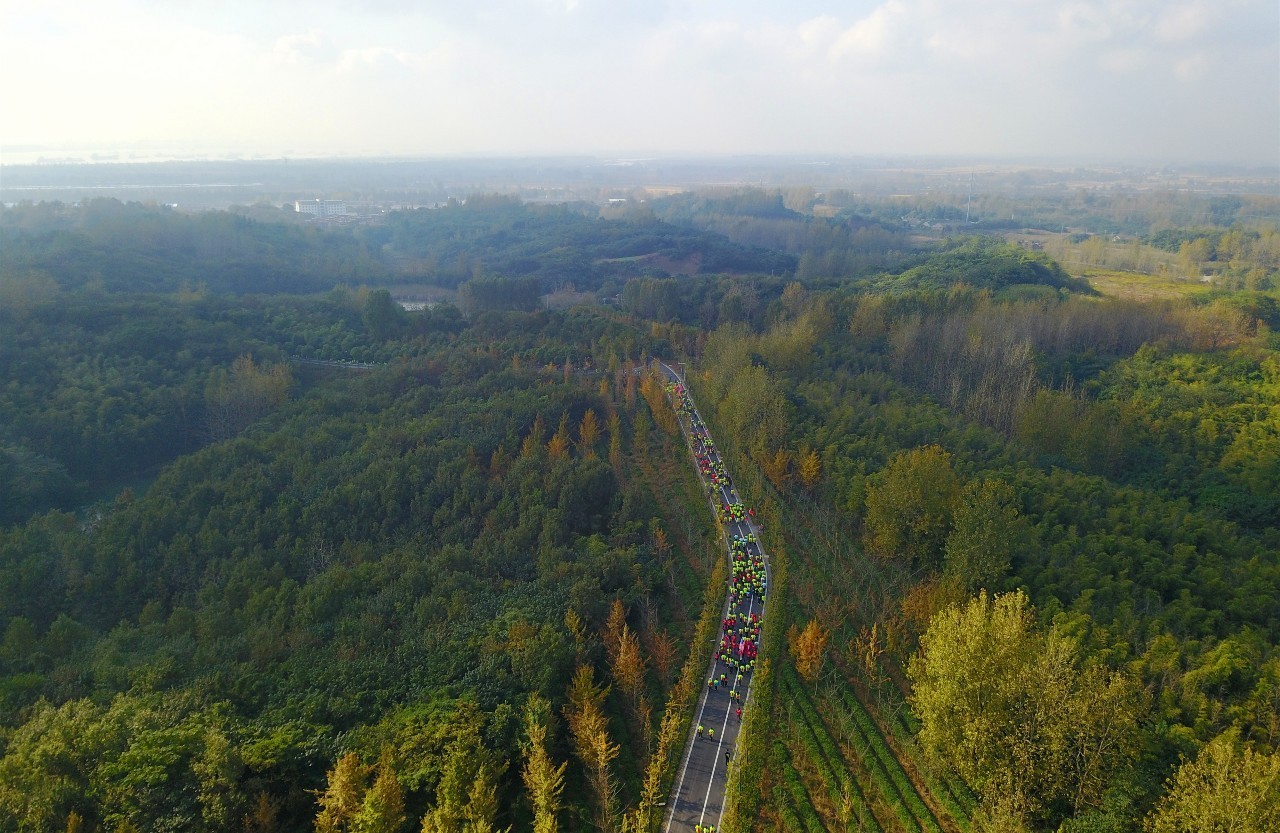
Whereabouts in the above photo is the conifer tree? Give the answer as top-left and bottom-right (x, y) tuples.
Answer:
(522, 414), (547, 458)
(564, 665), (620, 832)
(798, 447), (822, 490)
(314, 753), (369, 833)
(762, 447), (790, 489)
(354, 747), (404, 833)
(521, 695), (567, 833)
(788, 619), (829, 682)
(603, 599), (627, 667)
(547, 413), (572, 460)
(578, 409), (601, 458)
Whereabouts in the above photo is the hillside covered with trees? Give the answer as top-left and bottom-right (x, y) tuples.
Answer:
(1, 185), (1278, 832)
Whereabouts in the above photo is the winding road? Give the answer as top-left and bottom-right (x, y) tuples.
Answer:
(656, 361), (772, 833)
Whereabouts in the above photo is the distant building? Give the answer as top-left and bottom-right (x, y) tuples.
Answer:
(294, 199), (346, 217)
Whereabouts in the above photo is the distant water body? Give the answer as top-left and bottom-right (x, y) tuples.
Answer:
(6, 182), (261, 191)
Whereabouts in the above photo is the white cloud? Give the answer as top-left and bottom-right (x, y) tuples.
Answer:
(1154, 2), (1214, 43)
(830, 2), (907, 63)
(2, 0), (1276, 163)
(273, 29), (340, 65)
(1173, 52), (1211, 81)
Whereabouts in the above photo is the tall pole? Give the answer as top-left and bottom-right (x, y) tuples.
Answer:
(965, 169), (973, 224)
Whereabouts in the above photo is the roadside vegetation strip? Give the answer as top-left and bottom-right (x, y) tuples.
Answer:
(719, 657), (773, 831)
(661, 554), (729, 793)
(720, 539), (787, 833)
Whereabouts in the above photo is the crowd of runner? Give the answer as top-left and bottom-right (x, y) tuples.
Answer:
(667, 378), (768, 737)
(664, 372), (771, 833)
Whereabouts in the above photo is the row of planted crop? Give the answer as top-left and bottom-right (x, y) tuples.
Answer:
(871, 682), (977, 829)
(811, 670), (942, 833)
(772, 740), (829, 833)
(854, 664), (979, 829)
(779, 663), (884, 833)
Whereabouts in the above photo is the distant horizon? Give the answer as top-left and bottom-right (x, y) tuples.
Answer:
(4, 146), (1278, 174)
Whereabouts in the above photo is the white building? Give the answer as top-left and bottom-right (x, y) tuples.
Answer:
(294, 199), (346, 217)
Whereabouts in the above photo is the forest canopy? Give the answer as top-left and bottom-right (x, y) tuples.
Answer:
(1, 184), (1277, 832)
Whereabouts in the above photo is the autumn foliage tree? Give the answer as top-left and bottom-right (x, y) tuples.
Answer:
(314, 753), (368, 833)
(639, 372), (678, 435)
(603, 599), (627, 668)
(761, 447), (790, 489)
(564, 665), (620, 832)
(611, 623), (647, 714)
(359, 748), (406, 833)
(797, 446), (822, 490)
(577, 409), (601, 459)
(520, 695), (566, 833)
(647, 628), (679, 687)
(788, 619), (830, 683)
(521, 414), (547, 458)
(204, 354), (291, 442)
(547, 413), (571, 460)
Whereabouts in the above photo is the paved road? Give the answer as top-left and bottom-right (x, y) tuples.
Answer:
(656, 361), (772, 833)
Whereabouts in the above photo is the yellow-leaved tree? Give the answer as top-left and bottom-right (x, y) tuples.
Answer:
(547, 413), (571, 460)
(564, 666), (620, 833)
(788, 619), (830, 683)
(521, 695), (567, 833)
(205, 354), (291, 441)
(909, 590), (1143, 827)
(1144, 730), (1280, 833)
(577, 409), (601, 459)
(863, 444), (959, 570)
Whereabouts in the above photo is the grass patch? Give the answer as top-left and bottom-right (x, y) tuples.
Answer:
(1079, 268), (1207, 301)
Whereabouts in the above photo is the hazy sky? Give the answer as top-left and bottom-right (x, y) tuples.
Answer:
(3, 0), (1277, 165)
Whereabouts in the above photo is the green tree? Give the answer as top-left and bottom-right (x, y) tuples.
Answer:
(863, 445), (960, 570)
(908, 591), (1141, 825)
(192, 727), (245, 831)
(1145, 730), (1280, 833)
(419, 723), (506, 833)
(0, 699), (104, 831)
(363, 289), (405, 340)
(944, 478), (1022, 591)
